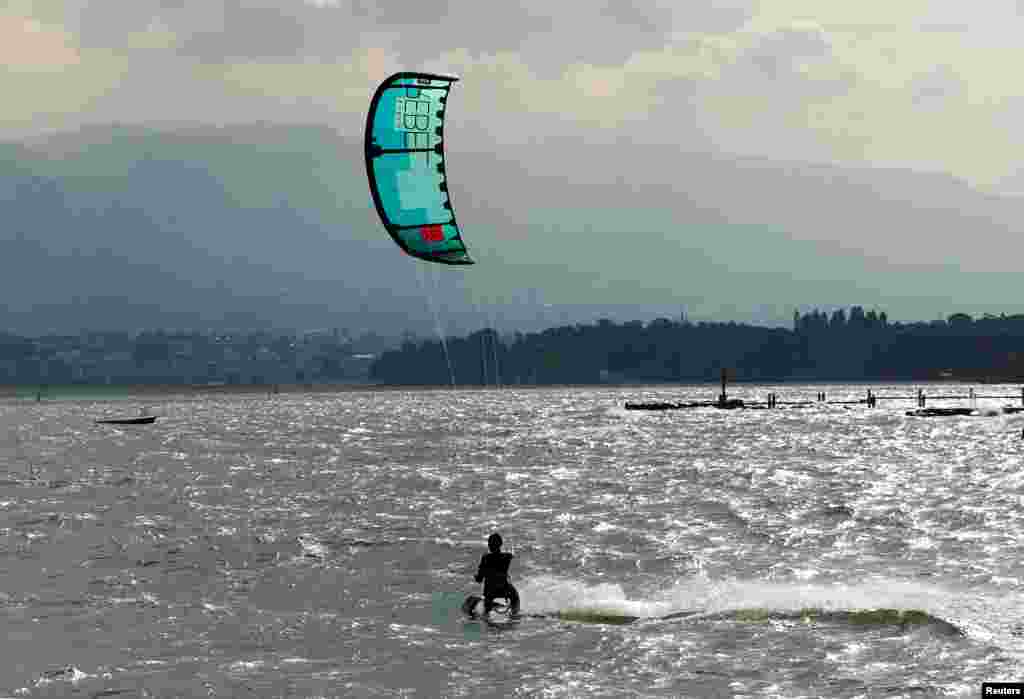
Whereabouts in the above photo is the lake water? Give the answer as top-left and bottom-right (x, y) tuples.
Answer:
(1, 383), (1023, 697)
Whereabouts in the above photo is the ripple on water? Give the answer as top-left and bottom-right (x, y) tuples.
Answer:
(1, 386), (1022, 695)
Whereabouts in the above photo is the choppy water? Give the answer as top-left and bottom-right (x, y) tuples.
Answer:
(1, 383), (1023, 697)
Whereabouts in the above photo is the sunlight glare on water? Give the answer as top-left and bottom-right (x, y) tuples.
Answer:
(0, 384), (1022, 697)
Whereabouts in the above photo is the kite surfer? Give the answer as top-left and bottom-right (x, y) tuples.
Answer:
(474, 532), (520, 616)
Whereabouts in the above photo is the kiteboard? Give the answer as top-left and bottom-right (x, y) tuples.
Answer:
(462, 594), (520, 625)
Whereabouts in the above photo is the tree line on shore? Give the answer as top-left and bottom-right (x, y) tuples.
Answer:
(369, 307), (1024, 385)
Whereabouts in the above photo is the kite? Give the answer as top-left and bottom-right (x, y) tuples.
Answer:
(364, 72), (474, 265)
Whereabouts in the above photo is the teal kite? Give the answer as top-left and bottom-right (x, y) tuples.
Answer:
(364, 72), (473, 265)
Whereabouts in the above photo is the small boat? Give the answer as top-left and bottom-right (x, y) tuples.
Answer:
(96, 416), (157, 425)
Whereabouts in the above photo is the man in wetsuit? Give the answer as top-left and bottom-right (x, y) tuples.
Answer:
(475, 532), (520, 615)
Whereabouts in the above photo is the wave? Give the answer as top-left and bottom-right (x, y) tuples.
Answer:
(515, 575), (967, 635)
(528, 606), (962, 635)
(694, 607), (963, 636)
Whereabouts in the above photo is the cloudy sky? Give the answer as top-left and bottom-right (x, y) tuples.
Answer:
(4, 0), (1024, 332)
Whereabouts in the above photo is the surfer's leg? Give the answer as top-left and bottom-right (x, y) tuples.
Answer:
(482, 594), (496, 614)
(462, 594), (480, 616)
(507, 585), (520, 615)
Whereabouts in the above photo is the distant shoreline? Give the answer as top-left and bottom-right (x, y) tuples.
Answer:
(0, 382), (676, 398)
(0, 377), (1012, 401)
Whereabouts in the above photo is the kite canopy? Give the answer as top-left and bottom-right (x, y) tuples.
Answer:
(365, 72), (473, 265)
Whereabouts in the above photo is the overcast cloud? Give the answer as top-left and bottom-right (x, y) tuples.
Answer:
(3, 1), (1024, 331)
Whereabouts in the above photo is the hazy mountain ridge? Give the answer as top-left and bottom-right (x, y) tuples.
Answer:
(1, 125), (382, 334)
(1, 124), (1021, 336)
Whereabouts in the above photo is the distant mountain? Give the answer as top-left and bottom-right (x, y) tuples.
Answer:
(0, 124), (387, 334)
(1, 123), (1021, 336)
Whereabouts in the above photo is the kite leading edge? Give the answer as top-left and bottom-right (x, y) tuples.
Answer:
(364, 72), (474, 265)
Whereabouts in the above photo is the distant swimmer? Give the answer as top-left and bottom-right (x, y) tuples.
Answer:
(474, 532), (520, 616)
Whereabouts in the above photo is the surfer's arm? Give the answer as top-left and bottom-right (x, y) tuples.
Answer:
(474, 555), (486, 583)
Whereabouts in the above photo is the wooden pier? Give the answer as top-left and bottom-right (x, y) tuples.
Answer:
(625, 371), (1024, 415)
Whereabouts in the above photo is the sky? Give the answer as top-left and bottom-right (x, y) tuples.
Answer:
(3, 1), (1024, 334)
